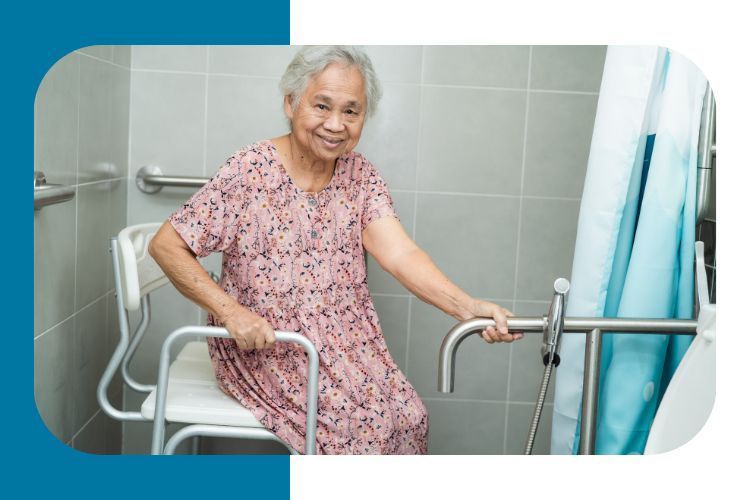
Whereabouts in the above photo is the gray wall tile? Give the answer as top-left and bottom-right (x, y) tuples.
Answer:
(129, 71), (206, 178)
(35, 51), (79, 186)
(78, 55), (115, 183)
(357, 83), (421, 191)
(523, 92), (597, 198)
(72, 297), (109, 431)
(505, 403), (553, 454)
(35, 47), (130, 454)
(516, 198), (580, 301)
(530, 45), (607, 92)
(132, 45), (207, 72)
(34, 316), (77, 442)
(424, 399), (505, 454)
(79, 46), (113, 62)
(209, 45), (296, 77)
(364, 46), (423, 84)
(418, 86), (525, 194)
(415, 193), (519, 299)
(113, 45), (132, 68)
(111, 65), (130, 179)
(205, 75), (288, 172)
(423, 46), (529, 89)
(72, 410), (122, 454)
(408, 300), (511, 400)
(75, 182), (113, 309)
(34, 192), (77, 336)
(371, 295), (410, 371)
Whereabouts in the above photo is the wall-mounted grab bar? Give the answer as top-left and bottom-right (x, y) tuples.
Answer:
(34, 171), (75, 211)
(136, 165), (209, 194)
(438, 315), (697, 455)
(696, 86), (716, 225)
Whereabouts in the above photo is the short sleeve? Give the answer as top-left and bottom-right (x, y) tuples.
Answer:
(361, 159), (399, 229)
(169, 152), (250, 257)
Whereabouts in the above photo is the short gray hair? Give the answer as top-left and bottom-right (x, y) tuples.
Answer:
(280, 46), (382, 118)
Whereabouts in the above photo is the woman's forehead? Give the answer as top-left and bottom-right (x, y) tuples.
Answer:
(304, 63), (365, 101)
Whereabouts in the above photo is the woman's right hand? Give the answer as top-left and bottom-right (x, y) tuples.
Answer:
(220, 304), (276, 350)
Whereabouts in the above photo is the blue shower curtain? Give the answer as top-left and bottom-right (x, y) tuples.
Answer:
(550, 47), (708, 455)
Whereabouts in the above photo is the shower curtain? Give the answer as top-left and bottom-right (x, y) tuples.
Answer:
(550, 46), (708, 455)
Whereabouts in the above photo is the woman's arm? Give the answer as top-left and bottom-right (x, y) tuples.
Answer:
(362, 216), (521, 343)
(148, 222), (276, 350)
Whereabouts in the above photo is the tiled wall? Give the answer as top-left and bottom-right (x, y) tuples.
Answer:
(34, 46), (131, 452)
(119, 45), (605, 455)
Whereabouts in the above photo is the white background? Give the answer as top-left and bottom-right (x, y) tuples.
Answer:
(290, 1), (747, 498)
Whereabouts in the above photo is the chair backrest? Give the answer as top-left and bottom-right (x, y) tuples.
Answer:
(117, 223), (170, 311)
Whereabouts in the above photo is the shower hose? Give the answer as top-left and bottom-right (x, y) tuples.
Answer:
(524, 354), (558, 455)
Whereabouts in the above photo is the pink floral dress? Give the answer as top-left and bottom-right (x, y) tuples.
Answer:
(169, 140), (428, 454)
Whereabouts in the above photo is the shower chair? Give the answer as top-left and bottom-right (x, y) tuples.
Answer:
(97, 222), (319, 455)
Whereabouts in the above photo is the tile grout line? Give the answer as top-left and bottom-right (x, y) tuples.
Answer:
(34, 293), (110, 341)
(504, 45), (534, 455)
(70, 408), (102, 446)
(126, 66), (599, 97)
(404, 47), (426, 378)
(389, 188), (581, 202)
(73, 51), (81, 314)
(202, 47), (210, 178)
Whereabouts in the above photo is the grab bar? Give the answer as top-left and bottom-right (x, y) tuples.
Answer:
(696, 86), (715, 225)
(34, 171), (75, 210)
(438, 314), (697, 455)
(136, 165), (209, 194)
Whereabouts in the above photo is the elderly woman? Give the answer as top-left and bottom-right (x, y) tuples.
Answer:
(149, 46), (520, 455)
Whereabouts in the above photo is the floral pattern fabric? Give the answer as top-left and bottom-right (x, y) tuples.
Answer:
(169, 140), (428, 454)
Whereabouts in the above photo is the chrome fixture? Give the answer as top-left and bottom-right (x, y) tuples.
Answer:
(34, 171), (75, 210)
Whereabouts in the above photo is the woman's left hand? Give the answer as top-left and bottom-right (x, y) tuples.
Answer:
(469, 299), (522, 343)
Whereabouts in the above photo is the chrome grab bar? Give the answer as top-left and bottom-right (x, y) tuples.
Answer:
(696, 86), (716, 225)
(34, 171), (75, 210)
(136, 165), (209, 194)
(437, 311), (697, 455)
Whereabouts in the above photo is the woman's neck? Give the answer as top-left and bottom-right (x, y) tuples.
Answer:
(273, 134), (335, 193)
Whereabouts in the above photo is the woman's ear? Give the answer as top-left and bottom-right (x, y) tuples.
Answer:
(283, 95), (294, 120)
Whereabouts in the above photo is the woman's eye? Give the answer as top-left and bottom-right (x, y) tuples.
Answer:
(316, 104), (327, 111)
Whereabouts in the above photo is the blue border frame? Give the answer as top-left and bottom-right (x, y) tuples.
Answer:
(11, 1), (290, 497)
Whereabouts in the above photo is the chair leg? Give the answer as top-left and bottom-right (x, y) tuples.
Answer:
(191, 435), (201, 455)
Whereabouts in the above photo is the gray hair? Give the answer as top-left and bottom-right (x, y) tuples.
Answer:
(280, 46), (382, 118)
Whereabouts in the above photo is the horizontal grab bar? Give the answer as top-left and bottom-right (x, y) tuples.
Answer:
(136, 165), (208, 193)
(34, 171), (75, 210)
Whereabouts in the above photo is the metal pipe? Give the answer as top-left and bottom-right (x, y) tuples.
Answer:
(152, 327), (320, 455)
(34, 171), (75, 210)
(579, 328), (603, 455)
(164, 425), (297, 455)
(136, 165), (208, 193)
(97, 238), (149, 422)
(120, 295), (156, 393)
(696, 87), (715, 225)
(438, 316), (696, 393)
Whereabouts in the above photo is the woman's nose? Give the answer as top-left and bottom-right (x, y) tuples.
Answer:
(324, 112), (345, 132)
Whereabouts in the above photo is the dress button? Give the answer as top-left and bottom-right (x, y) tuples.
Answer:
(308, 197), (318, 206)
(311, 230), (319, 238)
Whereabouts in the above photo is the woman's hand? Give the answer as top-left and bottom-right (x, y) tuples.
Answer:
(469, 299), (522, 343)
(220, 304), (276, 350)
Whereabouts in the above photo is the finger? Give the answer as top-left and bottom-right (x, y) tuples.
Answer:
(254, 334), (266, 350)
(487, 326), (502, 343)
(493, 311), (509, 335)
(264, 328), (276, 345)
(481, 329), (494, 343)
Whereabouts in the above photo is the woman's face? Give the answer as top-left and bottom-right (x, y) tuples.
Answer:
(285, 62), (367, 165)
